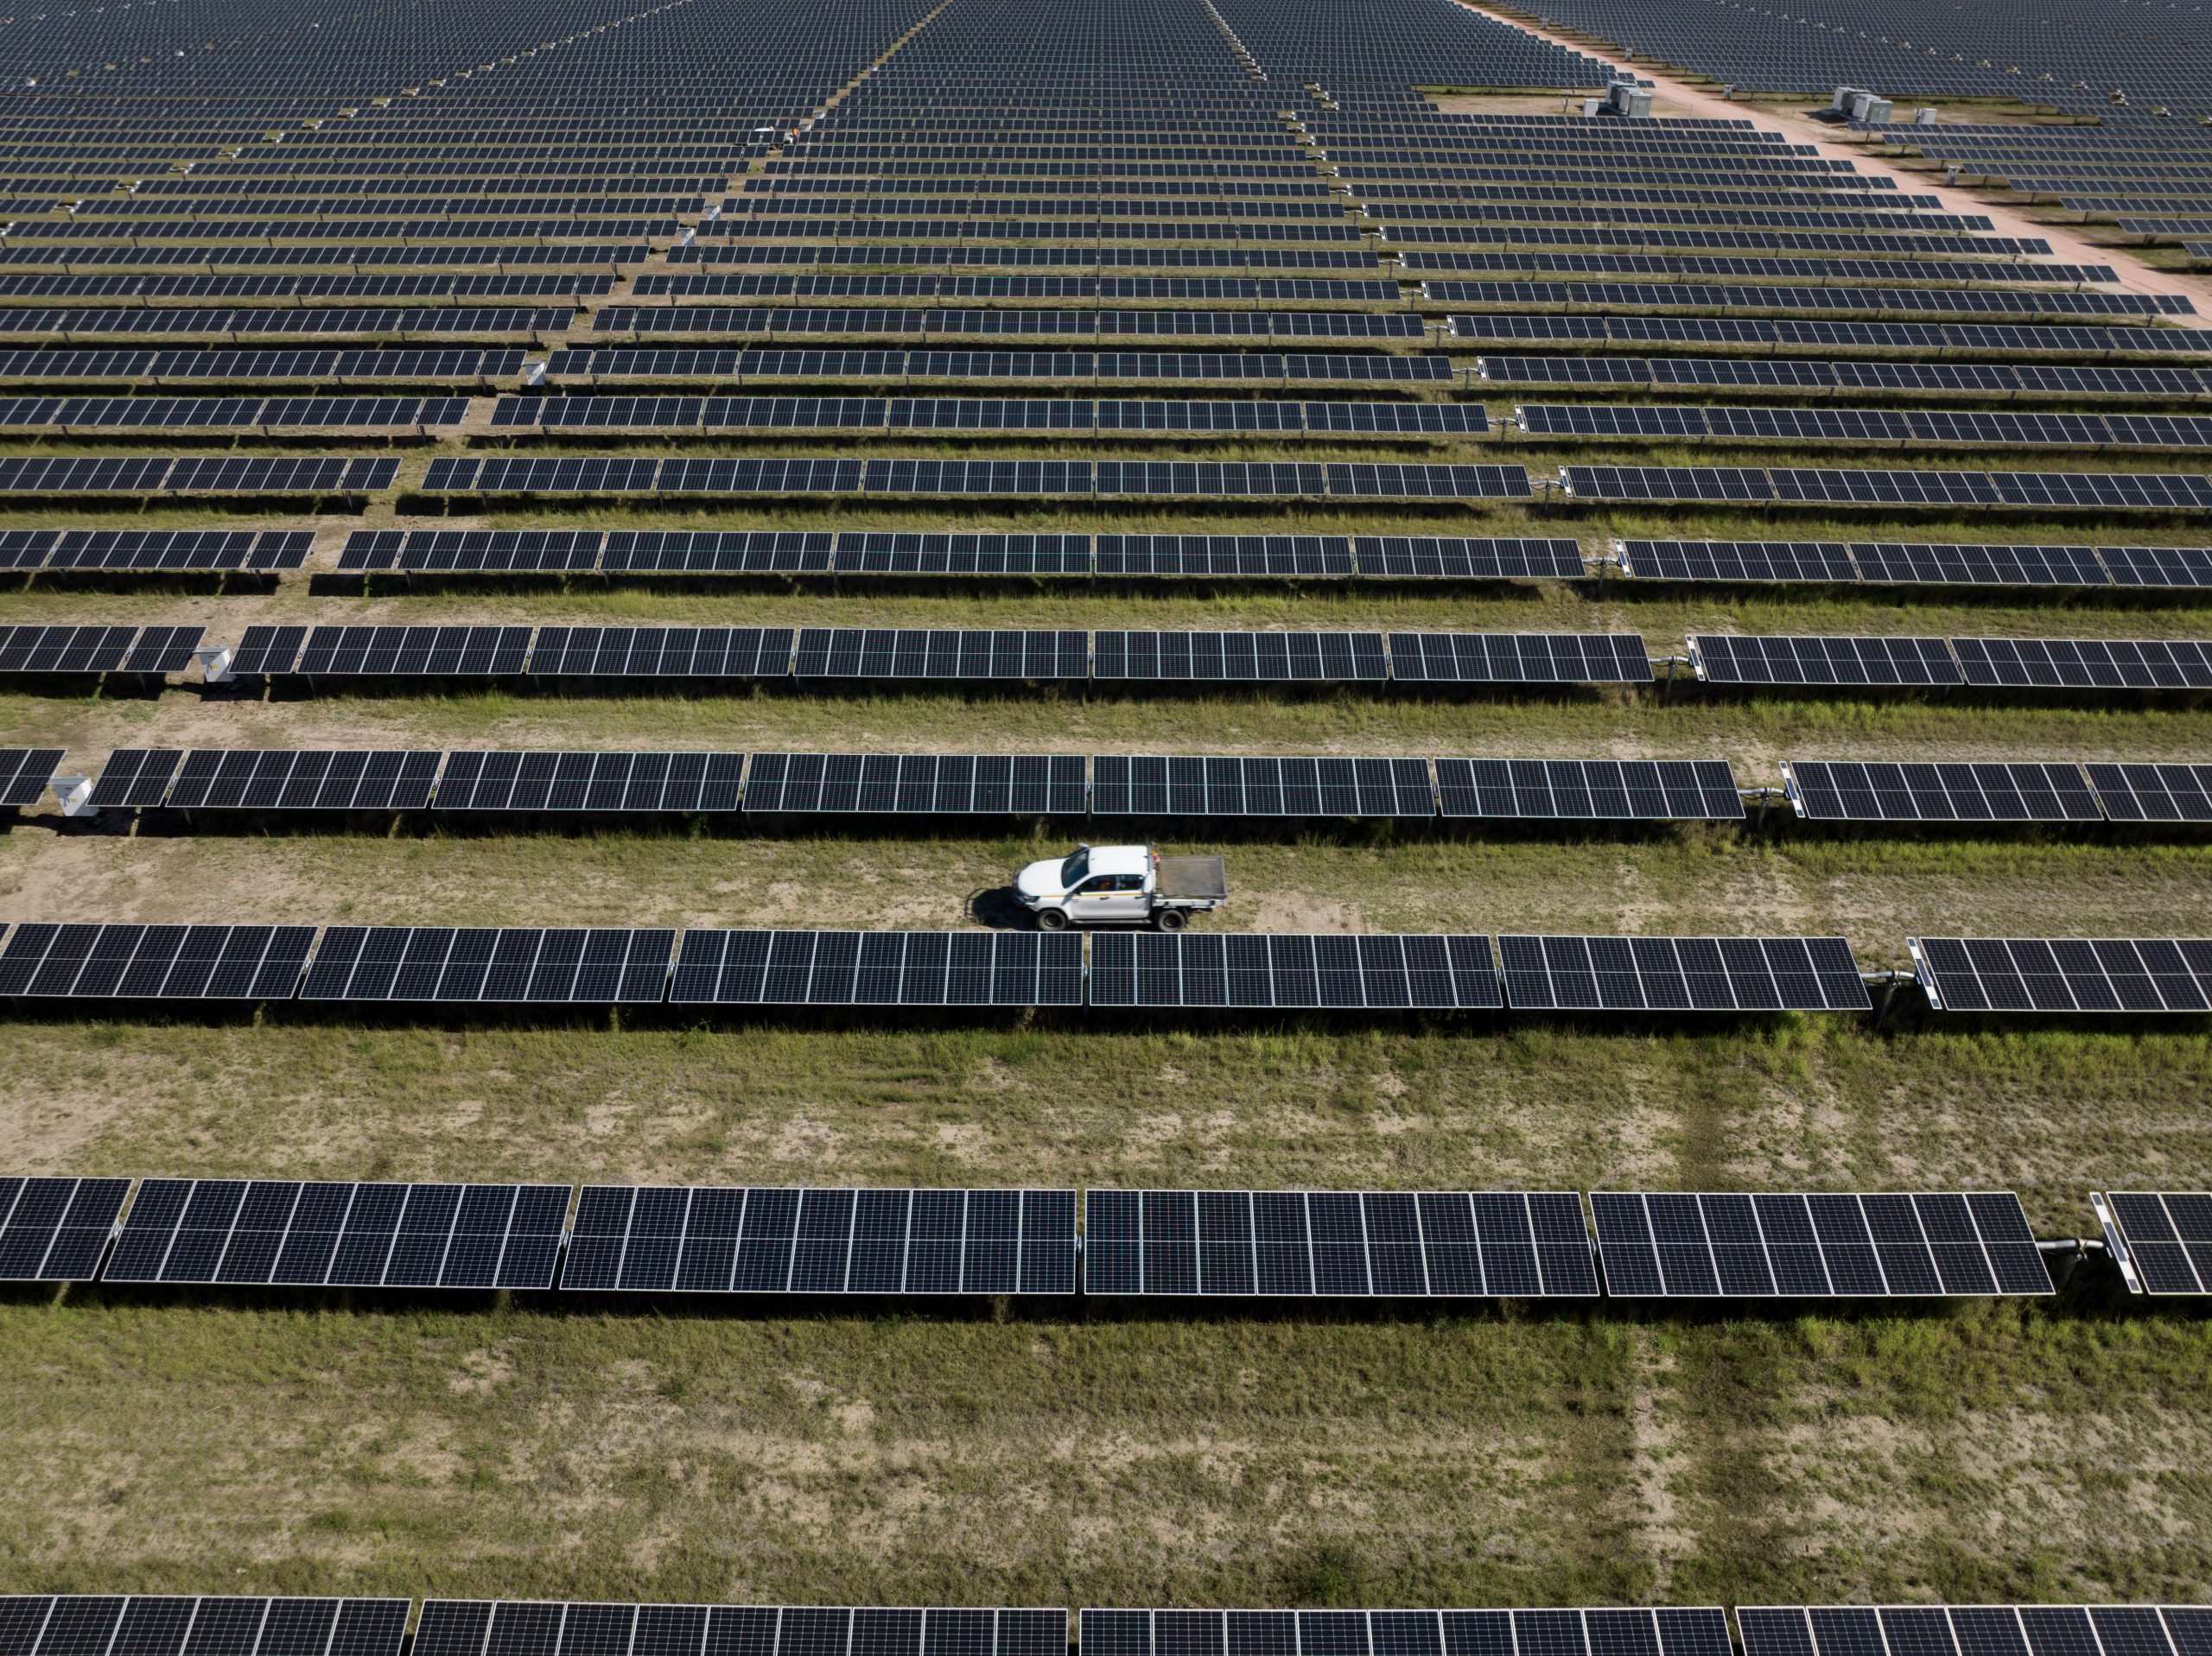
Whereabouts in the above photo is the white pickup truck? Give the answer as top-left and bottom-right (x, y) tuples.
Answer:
(1014, 844), (1228, 931)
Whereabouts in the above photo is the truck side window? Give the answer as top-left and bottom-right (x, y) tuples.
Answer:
(1117, 874), (1147, 892)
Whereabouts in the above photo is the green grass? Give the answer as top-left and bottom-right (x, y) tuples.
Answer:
(4, 1282), (2211, 1604)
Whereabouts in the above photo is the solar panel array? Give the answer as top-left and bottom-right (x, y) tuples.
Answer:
(0, 530), (311, 574)
(422, 455), (1535, 500)
(1736, 1607), (2212, 1656)
(0, 625), (205, 676)
(215, 626), (1655, 686)
(0, 1177), (132, 1281)
(1693, 635), (2212, 690)
(1618, 540), (2212, 590)
(1498, 935), (1872, 1012)
(1082, 1609), (1734, 1656)
(0, 1599), (413, 1656)
(411, 1605), (1070, 1656)
(1083, 1189), (1599, 1296)
(0, 747), (63, 809)
(340, 530), (1587, 580)
(0, 455), (396, 492)
(1563, 465), (2212, 511)
(1780, 760), (2212, 823)
(107, 1179), (570, 1288)
(1909, 936), (2212, 1013)
(567, 1186), (1077, 1293)
(2094, 1192), (2212, 1296)
(0, 923), (1889, 1013)
(1591, 1190), (2051, 1296)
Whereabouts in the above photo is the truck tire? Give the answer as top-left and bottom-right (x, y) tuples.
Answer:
(1153, 908), (1188, 932)
(1036, 908), (1069, 931)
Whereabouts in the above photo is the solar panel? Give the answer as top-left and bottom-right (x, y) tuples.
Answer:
(1691, 635), (1962, 688)
(1591, 1190), (2051, 1297)
(105, 1178), (570, 1288)
(1091, 631), (1385, 682)
(1435, 759), (1743, 821)
(1952, 638), (2212, 690)
(1497, 936), (1870, 1011)
(0, 1177), (132, 1280)
(1082, 1189), (1597, 1295)
(1090, 756), (1432, 817)
(1909, 936), (2212, 1013)
(154, 751), (442, 812)
(669, 930), (1084, 1006)
(433, 752), (746, 814)
(2084, 763), (2212, 822)
(790, 630), (1088, 680)
(1387, 633), (1653, 684)
(1739, 1608), (2204, 1656)
(0, 623), (203, 676)
(0, 747), (62, 809)
(415, 1606), (1068, 1656)
(565, 1186), (1077, 1293)
(1082, 1610), (1732, 1656)
(0, 923), (317, 999)
(84, 748), (186, 810)
(298, 927), (676, 1003)
(1783, 761), (2102, 822)
(741, 754), (1085, 815)
(2094, 1192), (2212, 1295)
(1088, 932), (1502, 1009)
(289, 625), (534, 677)
(0, 1599), (412, 1656)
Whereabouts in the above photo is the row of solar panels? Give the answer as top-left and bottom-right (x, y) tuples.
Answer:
(1519, 404), (2212, 451)
(0, 455), (397, 493)
(8, 1602), (2212, 1656)
(0, 346), (524, 383)
(1417, 282), (2184, 317)
(2, 919), (2204, 1015)
(337, 530), (1588, 579)
(1476, 354), (2212, 396)
(54, 751), (1741, 822)
(0, 529), (310, 574)
(0, 307), (573, 339)
(1558, 466), (2212, 509)
(1444, 317), (2212, 355)
(0, 1176), (2080, 1298)
(587, 308), (1428, 338)
(212, 625), (1656, 683)
(0, 395), (466, 431)
(0, 926), (1856, 1012)
(1614, 539), (2212, 589)
(11, 397), (2212, 448)
(1688, 635), (2212, 690)
(322, 530), (2212, 591)
(29, 749), (2212, 828)
(14, 624), (2210, 694)
(488, 396), (1489, 435)
(420, 456), (1535, 498)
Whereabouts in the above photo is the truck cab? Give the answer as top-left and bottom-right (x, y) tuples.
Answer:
(1013, 844), (1228, 930)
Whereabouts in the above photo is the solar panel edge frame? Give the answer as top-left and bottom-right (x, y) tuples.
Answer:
(2087, 1190), (2144, 1294)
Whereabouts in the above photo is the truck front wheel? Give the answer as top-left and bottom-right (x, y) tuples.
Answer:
(1035, 908), (1069, 931)
(1153, 908), (1188, 932)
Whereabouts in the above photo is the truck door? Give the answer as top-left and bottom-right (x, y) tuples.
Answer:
(1068, 873), (1147, 923)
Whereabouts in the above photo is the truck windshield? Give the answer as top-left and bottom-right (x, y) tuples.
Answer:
(1058, 849), (1088, 887)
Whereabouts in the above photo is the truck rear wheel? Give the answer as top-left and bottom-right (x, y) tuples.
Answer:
(1035, 908), (1069, 931)
(1153, 908), (1188, 932)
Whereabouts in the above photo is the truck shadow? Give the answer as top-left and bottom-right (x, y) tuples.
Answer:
(965, 885), (1036, 930)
